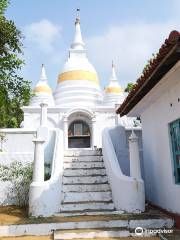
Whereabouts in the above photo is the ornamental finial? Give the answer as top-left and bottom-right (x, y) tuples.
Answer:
(111, 60), (117, 80)
(40, 64), (47, 81)
(75, 8), (80, 25)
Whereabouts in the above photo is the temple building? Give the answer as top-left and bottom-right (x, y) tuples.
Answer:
(1, 11), (178, 239)
(23, 12), (126, 149)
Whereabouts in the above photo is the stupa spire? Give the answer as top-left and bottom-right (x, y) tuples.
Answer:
(111, 60), (118, 81)
(71, 9), (85, 50)
(104, 61), (125, 105)
(30, 64), (55, 106)
(40, 64), (47, 82)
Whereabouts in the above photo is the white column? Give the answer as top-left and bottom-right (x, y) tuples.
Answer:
(91, 118), (96, 148)
(40, 103), (48, 126)
(32, 139), (45, 182)
(129, 130), (142, 179)
(64, 117), (68, 150)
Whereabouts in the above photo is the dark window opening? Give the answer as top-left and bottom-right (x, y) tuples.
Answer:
(68, 120), (90, 148)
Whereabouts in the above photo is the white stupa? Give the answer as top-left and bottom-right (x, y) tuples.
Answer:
(4, 9), (145, 219)
(23, 10), (131, 140)
(30, 64), (54, 106)
(54, 11), (103, 106)
(104, 61), (125, 105)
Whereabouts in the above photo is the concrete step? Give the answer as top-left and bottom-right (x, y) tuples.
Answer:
(64, 150), (102, 157)
(64, 155), (103, 162)
(54, 211), (174, 222)
(63, 184), (111, 192)
(54, 228), (130, 239)
(55, 210), (124, 217)
(0, 208), (173, 238)
(60, 202), (115, 212)
(0, 217), (173, 238)
(63, 192), (112, 203)
(63, 176), (108, 185)
(63, 169), (106, 177)
(54, 214), (174, 239)
(64, 162), (104, 169)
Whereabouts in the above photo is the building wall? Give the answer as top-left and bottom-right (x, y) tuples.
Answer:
(23, 112), (59, 128)
(141, 65), (180, 214)
(0, 130), (35, 165)
(0, 129), (55, 205)
(23, 107), (117, 146)
(95, 112), (116, 147)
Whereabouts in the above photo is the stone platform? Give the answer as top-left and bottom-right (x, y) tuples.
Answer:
(0, 205), (174, 239)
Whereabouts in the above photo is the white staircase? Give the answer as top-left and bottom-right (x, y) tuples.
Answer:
(60, 149), (115, 213)
(54, 149), (174, 239)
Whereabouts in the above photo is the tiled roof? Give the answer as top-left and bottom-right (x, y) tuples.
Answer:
(116, 30), (180, 116)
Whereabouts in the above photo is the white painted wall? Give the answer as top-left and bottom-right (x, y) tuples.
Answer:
(0, 129), (55, 165)
(0, 129), (35, 152)
(0, 153), (33, 165)
(0, 181), (14, 205)
(102, 126), (145, 212)
(0, 129), (56, 206)
(129, 62), (180, 214)
(0, 129), (35, 166)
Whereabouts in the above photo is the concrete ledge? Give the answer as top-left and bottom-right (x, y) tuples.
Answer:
(0, 217), (174, 237)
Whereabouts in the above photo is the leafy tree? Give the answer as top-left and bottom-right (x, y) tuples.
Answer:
(125, 82), (134, 93)
(0, 0), (31, 128)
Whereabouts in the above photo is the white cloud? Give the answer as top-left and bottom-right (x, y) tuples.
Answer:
(24, 19), (61, 54)
(86, 20), (180, 88)
(23, 1), (180, 89)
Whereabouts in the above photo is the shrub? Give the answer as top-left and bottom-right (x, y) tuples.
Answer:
(0, 161), (33, 206)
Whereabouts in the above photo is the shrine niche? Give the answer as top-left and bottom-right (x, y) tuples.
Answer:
(68, 120), (90, 148)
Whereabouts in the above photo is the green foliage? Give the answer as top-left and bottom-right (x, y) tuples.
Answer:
(0, 0), (31, 128)
(0, 161), (33, 206)
(0, 0), (9, 15)
(125, 82), (134, 93)
(44, 163), (51, 180)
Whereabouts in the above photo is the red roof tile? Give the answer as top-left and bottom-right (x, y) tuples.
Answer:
(117, 30), (180, 116)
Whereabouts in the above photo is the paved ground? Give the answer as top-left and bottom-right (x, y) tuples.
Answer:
(1, 205), (179, 239)
(0, 205), (173, 225)
(0, 237), (160, 240)
(0, 236), (52, 240)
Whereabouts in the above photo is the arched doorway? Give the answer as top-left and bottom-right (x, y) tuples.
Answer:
(68, 120), (91, 148)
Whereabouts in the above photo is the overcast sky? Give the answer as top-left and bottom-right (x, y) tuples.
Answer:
(6, 0), (180, 90)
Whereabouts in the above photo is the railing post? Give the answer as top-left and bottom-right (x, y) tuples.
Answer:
(63, 117), (68, 150)
(32, 138), (45, 182)
(32, 103), (48, 183)
(91, 117), (96, 148)
(129, 130), (142, 179)
(40, 103), (48, 126)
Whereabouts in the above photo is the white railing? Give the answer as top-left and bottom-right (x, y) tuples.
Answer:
(102, 127), (145, 212)
(29, 128), (64, 217)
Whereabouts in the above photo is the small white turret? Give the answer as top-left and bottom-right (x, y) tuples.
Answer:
(30, 64), (55, 106)
(104, 61), (125, 106)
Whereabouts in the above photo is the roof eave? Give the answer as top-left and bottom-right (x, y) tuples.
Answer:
(117, 35), (180, 116)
